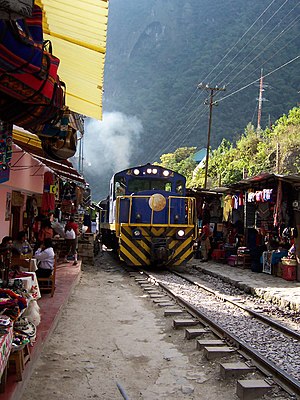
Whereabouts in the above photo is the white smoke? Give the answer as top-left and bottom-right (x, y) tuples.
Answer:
(83, 111), (143, 175)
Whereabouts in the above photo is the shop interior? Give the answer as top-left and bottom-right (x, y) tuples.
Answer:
(190, 173), (300, 282)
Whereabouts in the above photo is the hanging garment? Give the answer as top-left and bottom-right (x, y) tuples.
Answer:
(41, 171), (55, 216)
(274, 181), (282, 227)
(257, 203), (271, 220)
(223, 195), (232, 222)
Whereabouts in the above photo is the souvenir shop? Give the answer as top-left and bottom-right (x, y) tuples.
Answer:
(0, 137), (88, 390)
(193, 174), (300, 282)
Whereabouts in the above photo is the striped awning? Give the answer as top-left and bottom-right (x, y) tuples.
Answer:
(35, 0), (109, 120)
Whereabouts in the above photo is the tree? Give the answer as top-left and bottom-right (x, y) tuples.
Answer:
(157, 147), (197, 186)
(168, 106), (300, 188)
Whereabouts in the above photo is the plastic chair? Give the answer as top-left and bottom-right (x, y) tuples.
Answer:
(37, 256), (57, 297)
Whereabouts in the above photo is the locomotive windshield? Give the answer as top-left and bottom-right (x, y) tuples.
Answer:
(128, 179), (172, 193)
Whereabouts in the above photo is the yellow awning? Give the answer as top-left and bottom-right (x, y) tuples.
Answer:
(35, 0), (109, 120)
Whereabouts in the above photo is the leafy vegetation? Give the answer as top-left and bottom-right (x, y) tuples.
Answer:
(157, 106), (300, 189)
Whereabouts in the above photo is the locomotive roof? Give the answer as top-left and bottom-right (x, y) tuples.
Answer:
(112, 163), (186, 179)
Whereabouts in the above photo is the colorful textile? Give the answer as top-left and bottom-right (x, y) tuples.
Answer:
(0, 121), (12, 184)
(0, 52), (60, 104)
(41, 171), (55, 215)
(223, 195), (232, 222)
(274, 181), (282, 226)
(0, 324), (13, 380)
(0, 5), (43, 73)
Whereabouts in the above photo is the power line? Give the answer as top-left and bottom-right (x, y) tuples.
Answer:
(205, 0), (278, 81)
(218, 54), (300, 103)
(150, 89), (209, 161)
(152, 0), (282, 160)
(211, 0), (290, 84)
(220, 9), (300, 89)
(150, 0), (298, 162)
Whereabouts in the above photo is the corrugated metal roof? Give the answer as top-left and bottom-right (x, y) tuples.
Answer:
(228, 173), (300, 189)
(35, 0), (109, 120)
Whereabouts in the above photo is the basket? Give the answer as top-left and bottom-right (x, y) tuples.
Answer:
(281, 258), (297, 266)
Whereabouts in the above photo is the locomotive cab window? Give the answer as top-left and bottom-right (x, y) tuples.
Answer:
(115, 177), (126, 197)
(165, 182), (172, 192)
(128, 179), (172, 193)
(176, 180), (184, 194)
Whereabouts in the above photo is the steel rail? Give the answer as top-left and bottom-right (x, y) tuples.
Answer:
(172, 270), (300, 341)
(143, 271), (300, 397)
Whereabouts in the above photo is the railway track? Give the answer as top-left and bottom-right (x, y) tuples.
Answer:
(128, 268), (300, 399)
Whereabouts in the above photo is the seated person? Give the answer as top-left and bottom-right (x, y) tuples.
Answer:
(13, 231), (33, 256)
(34, 238), (55, 278)
(0, 236), (21, 256)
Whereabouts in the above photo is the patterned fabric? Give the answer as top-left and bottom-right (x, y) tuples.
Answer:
(0, 121), (12, 184)
(0, 5), (43, 74)
(0, 52), (60, 104)
(0, 324), (13, 379)
(41, 171), (55, 215)
(0, 79), (64, 131)
(0, 0), (33, 20)
(38, 107), (71, 138)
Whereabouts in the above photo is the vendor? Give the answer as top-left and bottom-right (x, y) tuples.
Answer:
(0, 236), (20, 256)
(38, 219), (54, 244)
(34, 238), (55, 278)
(199, 223), (212, 262)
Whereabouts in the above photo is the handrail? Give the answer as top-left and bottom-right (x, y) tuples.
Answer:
(116, 195), (197, 227)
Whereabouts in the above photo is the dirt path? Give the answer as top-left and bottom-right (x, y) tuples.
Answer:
(22, 253), (239, 400)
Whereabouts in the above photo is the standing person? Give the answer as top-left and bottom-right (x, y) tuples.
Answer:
(64, 225), (76, 264)
(38, 219), (54, 244)
(34, 238), (55, 278)
(199, 223), (212, 262)
(64, 217), (79, 265)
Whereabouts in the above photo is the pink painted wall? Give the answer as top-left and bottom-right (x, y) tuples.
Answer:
(0, 144), (49, 239)
(0, 187), (11, 238)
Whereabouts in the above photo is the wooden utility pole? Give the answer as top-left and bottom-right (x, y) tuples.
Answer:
(198, 83), (226, 189)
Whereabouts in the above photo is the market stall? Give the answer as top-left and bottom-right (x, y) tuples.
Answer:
(223, 173), (300, 281)
(0, 250), (40, 389)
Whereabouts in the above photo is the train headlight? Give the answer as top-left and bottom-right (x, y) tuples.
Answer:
(176, 229), (185, 239)
(152, 168), (158, 174)
(132, 228), (142, 238)
(133, 169), (140, 175)
(163, 170), (170, 177)
(146, 168), (152, 174)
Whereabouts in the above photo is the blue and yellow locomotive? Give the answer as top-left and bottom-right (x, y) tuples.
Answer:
(99, 163), (197, 267)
